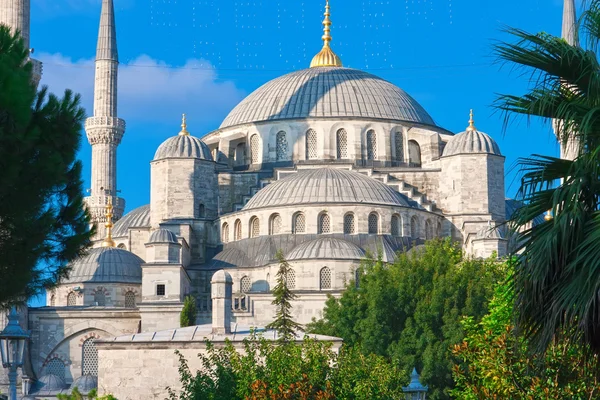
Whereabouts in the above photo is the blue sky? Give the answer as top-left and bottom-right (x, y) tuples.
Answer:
(32, 0), (568, 212)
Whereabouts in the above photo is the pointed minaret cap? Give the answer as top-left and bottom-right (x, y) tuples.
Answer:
(466, 109), (477, 132)
(562, 0), (578, 46)
(97, 0), (119, 61)
(178, 114), (190, 136)
(310, 0), (343, 68)
(102, 199), (116, 247)
(402, 367), (429, 393)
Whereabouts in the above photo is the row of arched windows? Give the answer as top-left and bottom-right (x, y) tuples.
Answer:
(238, 267), (333, 293)
(64, 291), (136, 308)
(222, 213), (440, 242)
(44, 337), (98, 380)
(238, 130), (421, 166)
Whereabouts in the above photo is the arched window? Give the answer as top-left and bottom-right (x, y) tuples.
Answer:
(45, 358), (65, 379)
(235, 142), (246, 166)
(117, 243), (126, 250)
(391, 214), (401, 237)
(125, 291), (136, 308)
(306, 129), (317, 160)
(82, 338), (98, 376)
(240, 276), (251, 293)
(437, 221), (442, 237)
(394, 131), (404, 162)
(366, 130), (377, 160)
(276, 131), (288, 161)
(343, 213), (356, 234)
(270, 214), (282, 235)
(234, 219), (242, 241)
(318, 213), (331, 234)
(293, 213), (306, 234)
(285, 269), (296, 290)
(425, 220), (433, 240)
(320, 267), (332, 290)
(250, 217), (260, 238)
(67, 292), (76, 306)
(336, 129), (348, 159)
(222, 223), (229, 243)
(94, 291), (106, 306)
(411, 216), (419, 239)
(368, 213), (379, 234)
(250, 134), (260, 164)
(50, 294), (56, 307)
(408, 140), (422, 167)
(199, 203), (206, 218)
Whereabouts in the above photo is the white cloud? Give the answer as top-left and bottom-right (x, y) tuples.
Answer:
(37, 53), (245, 130)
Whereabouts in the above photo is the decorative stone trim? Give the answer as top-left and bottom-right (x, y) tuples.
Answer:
(92, 286), (109, 296)
(42, 353), (70, 367)
(122, 287), (139, 295)
(79, 332), (101, 347)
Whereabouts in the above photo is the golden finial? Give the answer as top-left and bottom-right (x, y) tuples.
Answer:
(310, 0), (343, 68)
(178, 114), (190, 136)
(466, 109), (477, 132)
(544, 209), (553, 222)
(102, 198), (116, 248)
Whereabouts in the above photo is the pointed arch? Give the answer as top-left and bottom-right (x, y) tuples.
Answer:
(336, 128), (348, 159)
(408, 140), (422, 167)
(306, 129), (318, 160)
(366, 130), (377, 160)
(250, 134), (260, 164)
(276, 131), (288, 161)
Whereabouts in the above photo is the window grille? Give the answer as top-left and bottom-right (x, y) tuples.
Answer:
(367, 130), (377, 160)
(320, 267), (332, 290)
(391, 215), (401, 237)
(156, 284), (166, 296)
(293, 213), (306, 234)
(336, 129), (348, 159)
(250, 217), (260, 238)
(425, 220), (433, 240)
(241, 276), (251, 293)
(234, 219), (242, 240)
(199, 204), (206, 218)
(408, 140), (422, 167)
(45, 358), (65, 379)
(411, 217), (419, 239)
(343, 214), (355, 234)
(67, 292), (76, 306)
(306, 129), (318, 160)
(82, 338), (98, 376)
(285, 269), (296, 289)
(276, 131), (288, 161)
(222, 223), (229, 243)
(94, 292), (106, 306)
(270, 214), (282, 235)
(235, 143), (246, 166)
(318, 214), (331, 234)
(394, 131), (404, 162)
(125, 291), (136, 308)
(250, 134), (260, 164)
(368, 213), (379, 234)
(50, 294), (56, 307)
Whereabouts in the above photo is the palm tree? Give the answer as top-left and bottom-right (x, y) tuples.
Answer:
(495, 1), (600, 355)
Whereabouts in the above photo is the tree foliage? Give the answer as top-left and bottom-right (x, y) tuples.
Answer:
(266, 251), (303, 341)
(57, 388), (117, 400)
(167, 336), (404, 400)
(0, 26), (92, 305)
(452, 273), (600, 399)
(307, 240), (503, 400)
(180, 295), (198, 327)
(495, 0), (600, 355)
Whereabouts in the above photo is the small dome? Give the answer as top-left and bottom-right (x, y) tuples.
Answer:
(211, 269), (233, 284)
(443, 128), (501, 157)
(112, 204), (150, 237)
(35, 374), (68, 391)
(286, 238), (365, 261)
(64, 247), (143, 284)
(148, 229), (178, 244)
(475, 223), (505, 240)
(69, 375), (98, 394)
(154, 135), (212, 161)
(244, 168), (416, 211)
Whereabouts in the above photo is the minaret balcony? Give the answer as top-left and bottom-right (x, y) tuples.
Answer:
(85, 116), (126, 145)
(29, 58), (43, 87)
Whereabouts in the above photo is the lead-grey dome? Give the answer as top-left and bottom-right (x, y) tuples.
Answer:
(475, 223), (505, 240)
(286, 238), (365, 261)
(220, 67), (436, 129)
(154, 135), (213, 161)
(69, 375), (98, 394)
(64, 247), (143, 284)
(113, 204), (150, 237)
(149, 229), (178, 244)
(35, 374), (68, 391)
(443, 129), (501, 157)
(243, 168), (415, 211)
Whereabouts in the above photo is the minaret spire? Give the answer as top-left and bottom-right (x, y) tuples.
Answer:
(84, 0), (126, 240)
(562, 0), (578, 46)
(310, 0), (343, 68)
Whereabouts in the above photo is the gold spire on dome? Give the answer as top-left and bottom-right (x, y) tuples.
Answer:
(544, 210), (553, 222)
(102, 198), (116, 247)
(466, 109), (477, 132)
(310, 0), (343, 68)
(179, 114), (190, 136)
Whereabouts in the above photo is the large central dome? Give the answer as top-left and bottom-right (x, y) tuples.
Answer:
(220, 67), (436, 129)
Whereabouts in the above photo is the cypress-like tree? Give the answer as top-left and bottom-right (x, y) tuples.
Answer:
(180, 295), (198, 327)
(266, 250), (303, 341)
(0, 26), (92, 305)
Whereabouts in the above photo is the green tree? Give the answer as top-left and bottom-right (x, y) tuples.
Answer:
(495, 0), (600, 355)
(266, 250), (303, 341)
(307, 240), (503, 400)
(0, 26), (92, 305)
(180, 295), (198, 327)
(57, 388), (117, 400)
(452, 272), (600, 399)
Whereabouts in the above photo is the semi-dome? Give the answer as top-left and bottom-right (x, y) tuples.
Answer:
(211, 269), (233, 284)
(286, 238), (365, 261)
(112, 204), (150, 237)
(154, 114), (213, 161)
(148, 229), (178, 244)
(69, 375), (98, 394)
(243, 168), (416, 211)
(443, 112), (501, 157)
(220, 67), (436, 129)
(64, 247), (143, 284)
(35, 374), (68, 391)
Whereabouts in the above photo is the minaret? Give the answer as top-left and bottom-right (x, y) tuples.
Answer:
(84, 0), (126, 240)
(0, 0), (42, 86)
